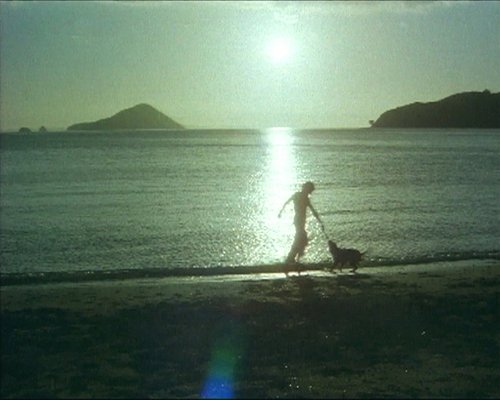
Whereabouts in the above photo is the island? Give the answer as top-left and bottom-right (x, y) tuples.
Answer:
(67, 103), (184, 131)
(371, 90), (500, 128)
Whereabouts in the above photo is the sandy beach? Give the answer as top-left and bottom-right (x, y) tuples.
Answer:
(1, 261), (499, 398)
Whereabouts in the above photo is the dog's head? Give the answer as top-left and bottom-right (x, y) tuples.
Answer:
(327, 240), (338, 254)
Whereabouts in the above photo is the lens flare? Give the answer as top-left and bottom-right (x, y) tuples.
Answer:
(201, 321), (244, 399)
(201, 345), (236, 398)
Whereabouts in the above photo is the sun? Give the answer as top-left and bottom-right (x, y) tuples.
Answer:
(266, 37), (293, 64)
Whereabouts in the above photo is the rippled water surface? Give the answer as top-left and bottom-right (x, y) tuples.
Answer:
(1, 129), (499, 279)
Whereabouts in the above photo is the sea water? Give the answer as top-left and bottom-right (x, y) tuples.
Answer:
(0, 128), (499, 283)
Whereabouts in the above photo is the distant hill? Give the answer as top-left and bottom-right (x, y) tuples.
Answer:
(371, 90), (500, 128)
(67, 104), (184, 130)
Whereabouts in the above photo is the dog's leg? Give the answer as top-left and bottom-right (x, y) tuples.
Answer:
(332, 261), (339, 274)
(350, 261), (358, 273)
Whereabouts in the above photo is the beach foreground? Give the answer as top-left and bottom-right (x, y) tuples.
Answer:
(1, 262), (499, 398)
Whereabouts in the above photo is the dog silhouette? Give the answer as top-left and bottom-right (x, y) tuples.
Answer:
(328, 240), (364, 272)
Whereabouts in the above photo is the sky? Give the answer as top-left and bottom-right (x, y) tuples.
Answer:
(0, 0), (499, 131)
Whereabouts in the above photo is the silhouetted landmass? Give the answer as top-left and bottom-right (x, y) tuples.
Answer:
(371, 90), (500, 128)
(18, 127), (32, 133)
(39, 126), (47, 133)
(67, 104), (184, 131)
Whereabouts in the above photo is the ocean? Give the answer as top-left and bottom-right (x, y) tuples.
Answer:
(1, 128), (499, 283)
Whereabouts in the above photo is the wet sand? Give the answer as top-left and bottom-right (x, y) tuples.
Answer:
(1, 262), (499, 398)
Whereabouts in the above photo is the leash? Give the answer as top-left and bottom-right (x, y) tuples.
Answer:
(320, 223), (330, 241)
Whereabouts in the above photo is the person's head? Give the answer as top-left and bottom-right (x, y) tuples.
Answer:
(302, 181), (315, 194)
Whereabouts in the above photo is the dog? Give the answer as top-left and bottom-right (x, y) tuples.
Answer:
(327, 240), (364, 273)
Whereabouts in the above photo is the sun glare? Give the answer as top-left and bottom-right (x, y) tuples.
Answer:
(267, 37), (293, 64)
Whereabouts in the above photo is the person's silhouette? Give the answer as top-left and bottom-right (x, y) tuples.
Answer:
(278, 181), (325, 264)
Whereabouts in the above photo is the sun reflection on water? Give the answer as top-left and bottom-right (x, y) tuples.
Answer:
(261, 127), (297, 261)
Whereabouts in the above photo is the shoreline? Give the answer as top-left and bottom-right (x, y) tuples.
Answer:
(2, 261), (499, 398)
(1, 256), (498, 286)
(1, 260), (498, 313)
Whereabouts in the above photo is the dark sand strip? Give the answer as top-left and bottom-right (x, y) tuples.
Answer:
(2, 262), (499, 398)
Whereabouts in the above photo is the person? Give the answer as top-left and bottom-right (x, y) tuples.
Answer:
(278, 181), (325, 265)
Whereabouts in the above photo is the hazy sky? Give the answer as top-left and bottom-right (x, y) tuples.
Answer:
(1, 1), (499, 130)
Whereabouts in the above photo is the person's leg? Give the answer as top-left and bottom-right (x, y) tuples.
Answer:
(285, 229), (303, 263)
(295, 230), (308, 262)
(286, 246), (297, 264)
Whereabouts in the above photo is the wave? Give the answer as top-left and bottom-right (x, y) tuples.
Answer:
(1, 250), (498, 286)
(320, 206), (415, 216)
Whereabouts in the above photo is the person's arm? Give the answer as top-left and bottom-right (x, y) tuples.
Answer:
(309, 202), (325, 231)
(278, 195), (294, 218)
